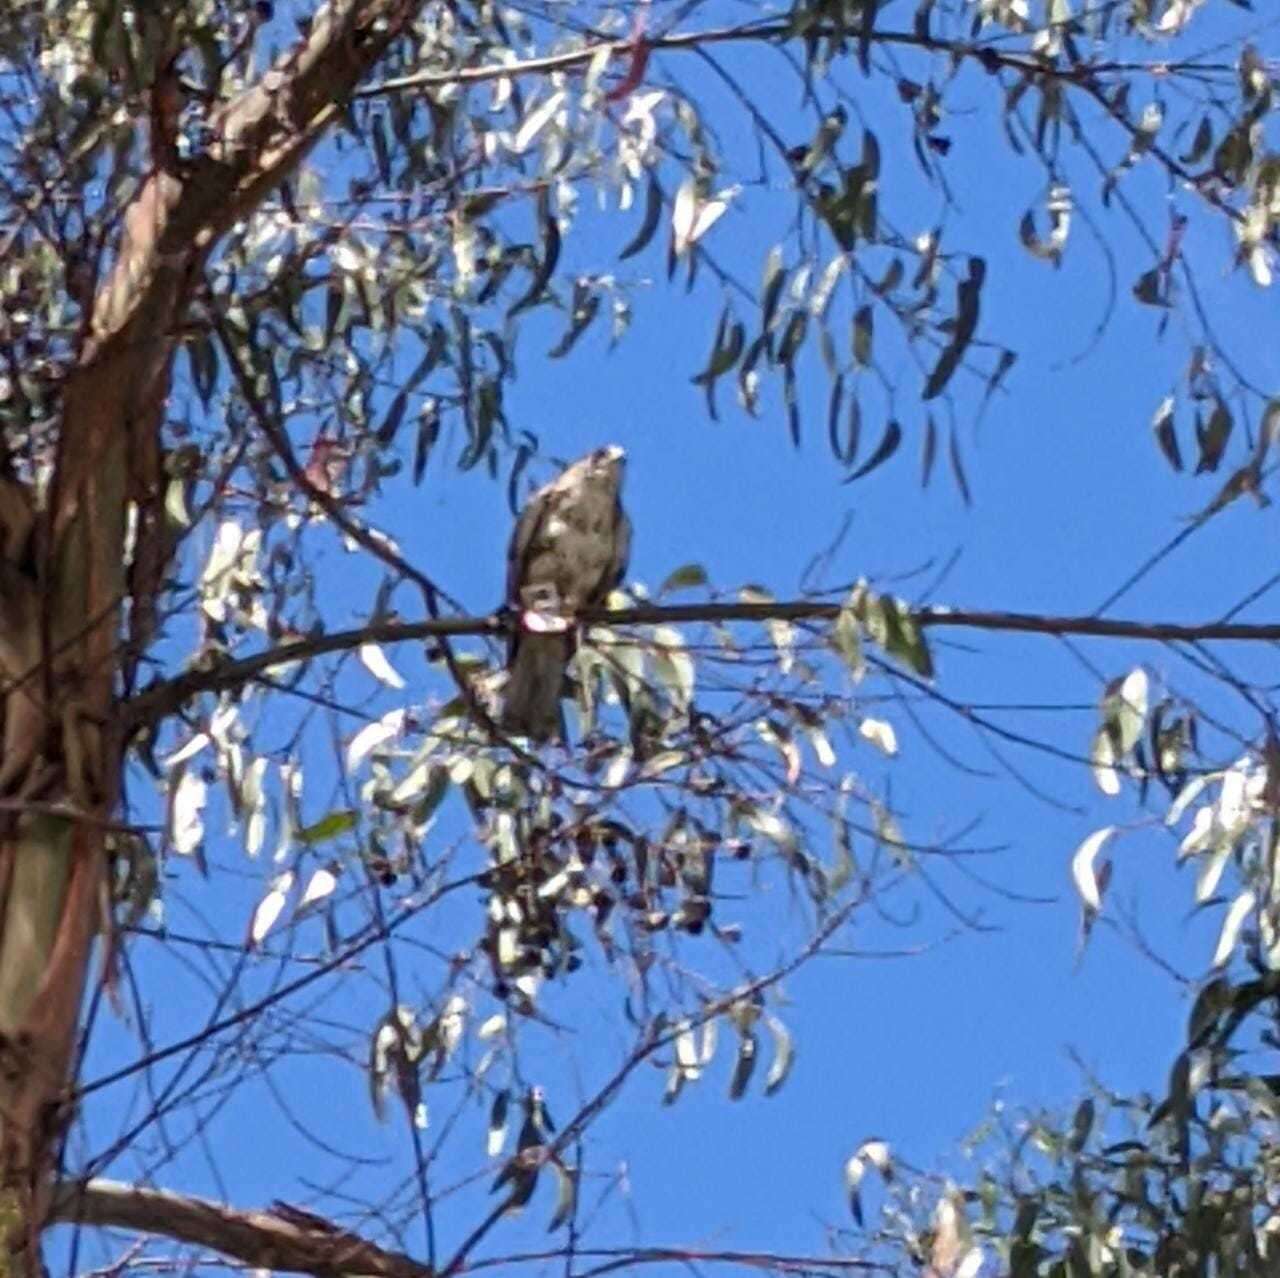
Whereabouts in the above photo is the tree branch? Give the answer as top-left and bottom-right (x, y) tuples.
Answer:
(48, 1180), (429, 1278)
(356, 19), (1232, 97)
(463, 1247), (886, 1276)
(45, 1185), (892, 1277)
(126, 601), (1280, 729)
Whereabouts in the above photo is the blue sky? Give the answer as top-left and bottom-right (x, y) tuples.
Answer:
(61, 0), (1280, 1270)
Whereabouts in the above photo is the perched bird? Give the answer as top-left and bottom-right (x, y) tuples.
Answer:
(502, 446), (630, 741)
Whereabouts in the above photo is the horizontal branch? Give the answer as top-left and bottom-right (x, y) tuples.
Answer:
(460, 1246), (885, 1276)
(46, 1181), (885, 1277)
(126, 600), (1280, 727)
(356, 19), (1228, 99)
(353, 16), (1239, 229)
(48, 1180), (429, 1278)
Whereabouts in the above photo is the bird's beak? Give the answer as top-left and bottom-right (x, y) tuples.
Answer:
(601, 445), (625, 465)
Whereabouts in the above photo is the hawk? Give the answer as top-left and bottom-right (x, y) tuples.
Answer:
(502, 445), (630, 741)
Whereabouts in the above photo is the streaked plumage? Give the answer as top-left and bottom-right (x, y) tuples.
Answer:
(502, 446), (630, 741)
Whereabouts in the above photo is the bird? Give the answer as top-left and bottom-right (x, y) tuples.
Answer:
(502, 445), (630, 742)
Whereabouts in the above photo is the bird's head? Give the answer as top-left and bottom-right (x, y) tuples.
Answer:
(586, 444), (626, 485)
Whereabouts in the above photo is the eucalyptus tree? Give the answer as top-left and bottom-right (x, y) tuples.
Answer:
(0, 0), (1277, 1275)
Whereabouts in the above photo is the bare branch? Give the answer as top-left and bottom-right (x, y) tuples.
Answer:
(357, 21), (1230, 99)
(127, 601), (1280, 729)
(48, 1180), (429, 1278)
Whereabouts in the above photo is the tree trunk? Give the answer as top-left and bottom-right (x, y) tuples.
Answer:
(0, 175), (170, 1274)
(0, 3), (431, 1269)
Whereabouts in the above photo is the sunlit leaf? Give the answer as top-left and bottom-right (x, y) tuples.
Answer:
(249, 871), (295, 947)
(1090, 727), (1121, 796)
(1070, 826), (1116, 914)
(845, 1139), (892, 1225)
(512, 90), (566, 154)
(1151, 394), (1181, 469)
(671, 179), (738, 256)
(170, 769), (208, 857)
(547, 1161), (577, 1232)
(763, 1016), (795, 1095)
(347, 708), (407, 770)
(1212, 889), (1255, 968)
(359, 642), (406, 690)
(294, 866), (339, 919)
(859, 718), (898, 757)
(487, 1090), (510, 1157)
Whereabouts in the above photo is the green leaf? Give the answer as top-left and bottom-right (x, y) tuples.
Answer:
(164, 477), (191, 529)
(737, 334), (767, 417)
(1180, 115), (1213, 165)
(843, 419), (901, 482)
(852, 304), (873, 367)
(983, 349), (1017, 406)
(547, 1162), (577, 1232)
(298, 809), (357, 846)
(921, 414), (937, 488)
(784, 366), (800, 447)
(508, 189), (562, 317)
(548, 281), (601, 358)
(760, 246), (786, 331)
(833, 604), (864, 677)
(658, 563), (708, 595)
(872, 258), (903, 296)
(187, 334), (219, 408)
(763, 1016), (795, 1095)
(619, 174), (663, 260)
(728, 1031), (758, 1100)
(777, 308), (809, 365)
(1068, 1097), (1095, 1152)
(923, 257), (984, 400)
(692, 308), (745, 419)
(1195, 398), (1232, 473)
(379, 389), (409, 445)
(862, 128), (881, 180)
(413, 399), (440, 484)
(1132, 267), (1166, 307)
(487, 1089), (510, 1157)
(881, 598), (933, 678)
(1214, 124), (1252, 186)
(794, 109), (846, 175)
(948, 423), (972, 506)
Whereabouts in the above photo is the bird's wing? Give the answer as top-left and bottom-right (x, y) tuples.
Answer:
(608, 500), (631, 593)
(585, 490), (630, 606)
(506, 480), (555, 608)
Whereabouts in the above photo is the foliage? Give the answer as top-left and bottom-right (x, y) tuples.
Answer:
(2, 0), (1280, 1274)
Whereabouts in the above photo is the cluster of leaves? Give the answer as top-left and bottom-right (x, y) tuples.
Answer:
(138, 554), (947, 1214)
(1070, 661), (1280, 986)
(849, 1069), (1280, 1277)
(844, 943), (1280, 1278)
(775, 0), (1280, 495)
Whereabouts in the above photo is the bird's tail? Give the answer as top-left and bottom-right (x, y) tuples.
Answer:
(501, 633), (570, 742)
